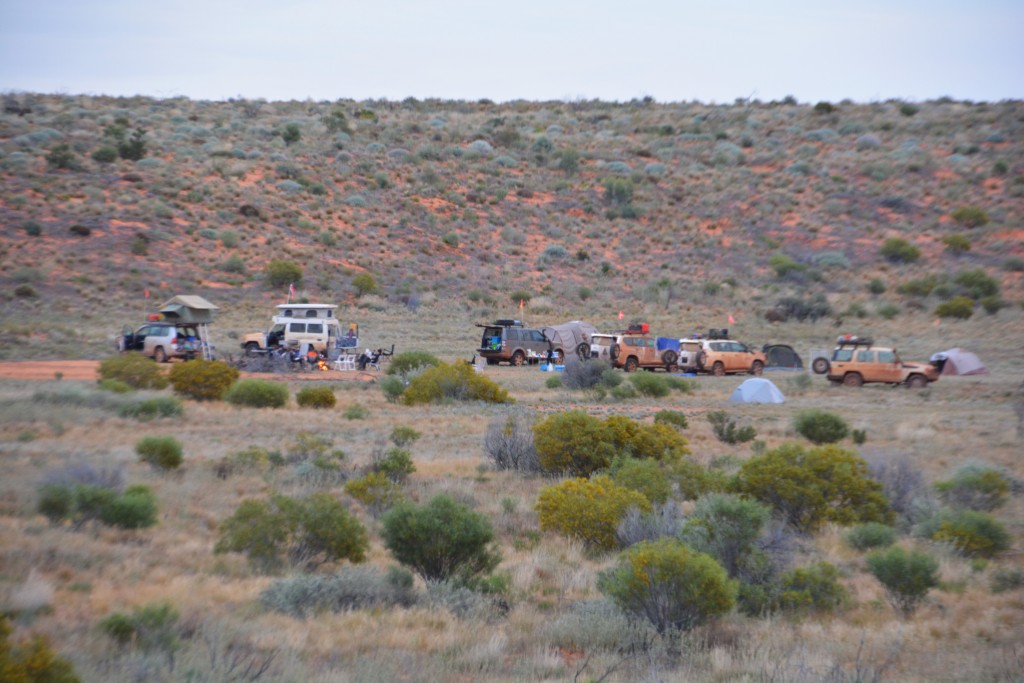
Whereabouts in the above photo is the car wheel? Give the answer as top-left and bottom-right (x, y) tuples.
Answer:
(624, 357), (639, 372)
(511, 351), (525, 367)
(576, 342), (591, 362)
(661, 349), (678, 366)
(609, 343), (621, 361)
(154, 347), (167, 363)
(906, 374), (927, 389)
(812, 357), (830, 375)
(751, 360), (764, 376)
(712, 361), (725, 376)
(843, 373), (864, 388)
(244, 342), (260, 357)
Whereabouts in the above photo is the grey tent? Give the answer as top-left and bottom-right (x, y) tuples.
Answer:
(935, 348), (988, 376)
(542, 321), (598, 359)
(159, 295), (219, 324)
(729, 378), (785, 404)
(762, 344), (804, 370)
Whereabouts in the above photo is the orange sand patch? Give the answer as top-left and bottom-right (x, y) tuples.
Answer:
(0, 361), (99, 381)
(781, 213), (801, 228)
(110, 219), (149, 230)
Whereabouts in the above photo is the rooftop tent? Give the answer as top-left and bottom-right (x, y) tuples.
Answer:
(542, 321), (598, 353)
(159, 295), (219, 324)
(935, 348), (988, 376)
(762, 344), (804, 370)
(729, 378), (785, 404)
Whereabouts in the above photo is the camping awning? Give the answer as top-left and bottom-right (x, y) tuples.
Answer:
(159, 295), (219, 324)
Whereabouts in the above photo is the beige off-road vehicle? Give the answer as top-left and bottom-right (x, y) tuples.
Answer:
(588, 325), (679, 372)
(823, 336), (940, 388)
(242, 304), (353, 355)
(677, 330), (766, 376)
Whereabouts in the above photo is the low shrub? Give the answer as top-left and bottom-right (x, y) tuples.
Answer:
(98, 485), (158, 529)
(867, 546), (938, 616)
(707, 411), (756, 444)
(927, 509), (1010, 558)
(629, 372), (670, 397)
(536, 475), (650, 552)
(390, 426), (421, 447)
(98, 379), (133, 393)
(260, 565), (417, 617)
(380, 376), (405, 402)
(990, 566), (1024, 593)
(879, 238), (921, 264)
(0, 617), (80, 682)
(561, 358), (612, 391)
(168, 360), (239, 401)
(225, 379), (289, 408)
(777, 561), (848, 614)
(214, 446), (274, 479)
(483, 410), (539, 472)
(99, 602), (179, 653)
(935, 462), (1010, 511)
(98, 353), (168, 390)
(950, 206), (990, 228)
(793, 409), (849, 444)
(344, 472), (404, 518)
(653, 409), (688, 430)
(135, 435), (183, 470)
(401, 362), (512, 405)
(118, 396), (184, 421)
(609, 456), (672, 505)
(343, 403), (369, 419)
(935, 296), (975, 320)
(844, 522), (897, 551)
(39, 482), (157, 530)
(544, 374), (562, 389)
(373, 447), (416, 483)
(296, 386), (337, 409)
(387, 350), (441, 377)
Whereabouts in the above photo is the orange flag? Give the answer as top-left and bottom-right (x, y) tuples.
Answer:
(618, 311), (624, 320)
(728, 314), (735, 324)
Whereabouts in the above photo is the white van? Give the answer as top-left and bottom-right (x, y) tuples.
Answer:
(242, 304), (357, 354)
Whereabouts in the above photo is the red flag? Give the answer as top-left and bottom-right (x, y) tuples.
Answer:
(519, 298), (524, 310)
(618, 311), (624, 320)
(144, 289), (150, 299)
(728, 314), (735, 324)
(288, 283), (295, 300)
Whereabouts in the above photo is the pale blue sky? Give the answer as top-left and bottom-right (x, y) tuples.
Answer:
(1, 0), (1021, 103)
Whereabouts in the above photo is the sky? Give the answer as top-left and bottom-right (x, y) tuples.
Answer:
(1, 0), (1021, 104)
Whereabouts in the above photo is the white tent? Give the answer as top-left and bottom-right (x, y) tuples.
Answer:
(935, 348), (988, 376)
(729, 378), (785, 404)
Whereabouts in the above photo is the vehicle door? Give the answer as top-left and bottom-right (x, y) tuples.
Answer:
(305, 321), (326, 350)
(143, 325), (171, 356)
(641, 337), (659, 365)
(479, 326), (502, 353)
(730, 342), (753, 372)
(708, 341), (729, 370)
(126, 325), (149, 352)
(854, 349), (883, 382)
(875, 349), (903, 383)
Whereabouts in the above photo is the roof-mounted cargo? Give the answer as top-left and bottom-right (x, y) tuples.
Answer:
(836, 335), (874, 347)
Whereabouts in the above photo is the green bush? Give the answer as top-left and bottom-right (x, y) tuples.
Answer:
(374, 447), (416, 483)
(897, 274), (941, 297)
(260, 565), (417, 617)
(98, 485), (158, 529)
(295, 385), (336, 408)
(98, 378), (133, 393)
(381, 495), (500, 583)
(385, 352), (440, 378)
(867, 278), (887, 295)
(225, 379), (289, 408)
(281, 123), (301, 145)
(215, 493), (368, 572)
(879, 238), (921, 264)
(343, 403), (369, 419)
(401, 362), (512, 405)
(609, 456), (672, 505)
(980, 296), (1006, 315)
(950, 206), (990, 228)
(352, 272), (378, 297)
(935, 296), (975, 319)
(667, 458), (727, 500)
(735, 443), (892, 533)
(264, 259), (303, 288)
(118, 396), (183, 421)
(98, 353), (168, 390)
(942, 234), (972, 255)
(168, 360), (238, 401)
(545, 374), (562, 389)
(92, 145), (118, 163)
(707, 411), (756, 444)
(777, 562), (848, 614)
(0, 617), (81, 682)
(598, 538), (736, 633)
(390, 425), (421, 447)
(928, 509), (1010, 558)
(628, 372), (670, 397)
(135, 435), (183, 470)
(99, 602), (178, 653)
(844, 522), (897, 551)
(380, 376), (405, 403)
(344, 472), (404, 518)
(653, 409), (688, 430)
(935, 462), (1010, 511)
(866, 546), (939, 616)
(990, 566), (1024, 593)
(792, 409), (849, 444)
(533, 411), (688, 477)
(536, 475), (651, 552)
(954, 268), (1000, 299)
(680, 493), (770, 578)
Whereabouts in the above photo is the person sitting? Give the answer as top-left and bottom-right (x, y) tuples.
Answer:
(357, 348), (373, 371)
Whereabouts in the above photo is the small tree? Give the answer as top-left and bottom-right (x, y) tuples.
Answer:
(735, 443), (892, 533)
(536, 475), (651, 552)
(118, 128), (148, 161)
(598, 538), (736, 633)
(381, 495), (500, 583)
(46, 143), (77, 170)
(352, 273), (378, 297)
(866, 546), (938, 616)
(264, 259), (303, 288)
(879, 238), (921, 264)
(281, 123), (301, 145)
(792, 409), (849, 444)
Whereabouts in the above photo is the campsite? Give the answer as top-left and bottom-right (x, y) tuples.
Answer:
(0, 91), (1022, 683)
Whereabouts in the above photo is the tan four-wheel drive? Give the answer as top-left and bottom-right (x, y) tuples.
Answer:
(822, 336), (940, 388)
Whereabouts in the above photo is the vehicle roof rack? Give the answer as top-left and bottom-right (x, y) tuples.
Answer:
(492, 319), (524, 327)
(836, 335), (874, 347)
